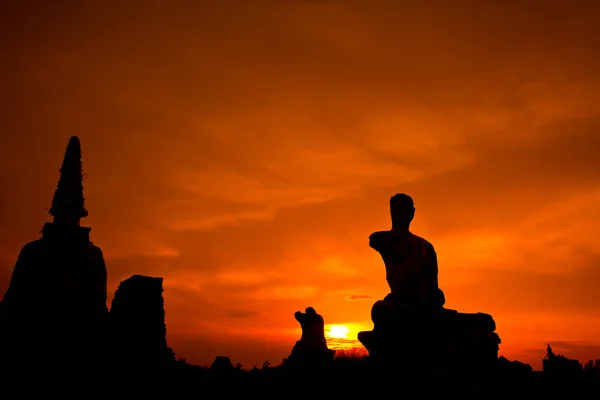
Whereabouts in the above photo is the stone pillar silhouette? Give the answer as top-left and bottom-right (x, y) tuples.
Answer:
(0, 136), (109, 373)
(109, 275), (175, 371)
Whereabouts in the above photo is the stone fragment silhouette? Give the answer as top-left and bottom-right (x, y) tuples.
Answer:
(0, 136), (108, 371)
(110, 275), (175, 370)
(296, 307), (327, 348)
(286, 307), (335, 368)
(358, 193), (500, 373)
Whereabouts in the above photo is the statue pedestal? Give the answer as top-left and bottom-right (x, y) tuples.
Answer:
(286, 340), (336, 368)
(358, 307), (501, 374)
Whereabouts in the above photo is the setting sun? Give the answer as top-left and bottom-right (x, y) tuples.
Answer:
(326, 325), (350, 339)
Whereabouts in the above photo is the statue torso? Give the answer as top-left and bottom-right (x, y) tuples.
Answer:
(371, 230), (437, 305)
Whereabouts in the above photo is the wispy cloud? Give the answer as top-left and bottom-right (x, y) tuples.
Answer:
(345, 294), (373, 301)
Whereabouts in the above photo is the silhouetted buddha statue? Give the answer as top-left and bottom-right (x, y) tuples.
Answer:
(369, 193), (445, 323)
(0, 136), (109, 372)
(358, 194), (500, 374)
(286, 307), (335, 368)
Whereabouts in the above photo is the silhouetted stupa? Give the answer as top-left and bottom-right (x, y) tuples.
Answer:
(0, 136), (109, 373)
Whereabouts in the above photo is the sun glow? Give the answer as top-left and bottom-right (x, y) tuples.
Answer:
(326, 325), (350, 339)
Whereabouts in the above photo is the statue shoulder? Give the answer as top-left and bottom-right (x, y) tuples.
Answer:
(410, 233), (436, 252)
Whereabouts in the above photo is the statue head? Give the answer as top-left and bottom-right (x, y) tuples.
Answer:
(305, 307), (316, 315)
(390, 193), (415, 229)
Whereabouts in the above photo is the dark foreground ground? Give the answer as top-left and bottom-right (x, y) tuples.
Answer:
(2, 363), (598, 398)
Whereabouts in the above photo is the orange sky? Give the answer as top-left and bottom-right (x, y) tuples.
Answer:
(2, 0), (600, 370)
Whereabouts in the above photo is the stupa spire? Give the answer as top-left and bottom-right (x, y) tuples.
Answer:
(49, 136), (88, 224)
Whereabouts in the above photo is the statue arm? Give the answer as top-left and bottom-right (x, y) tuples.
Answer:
(369, 231), (390, 253)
